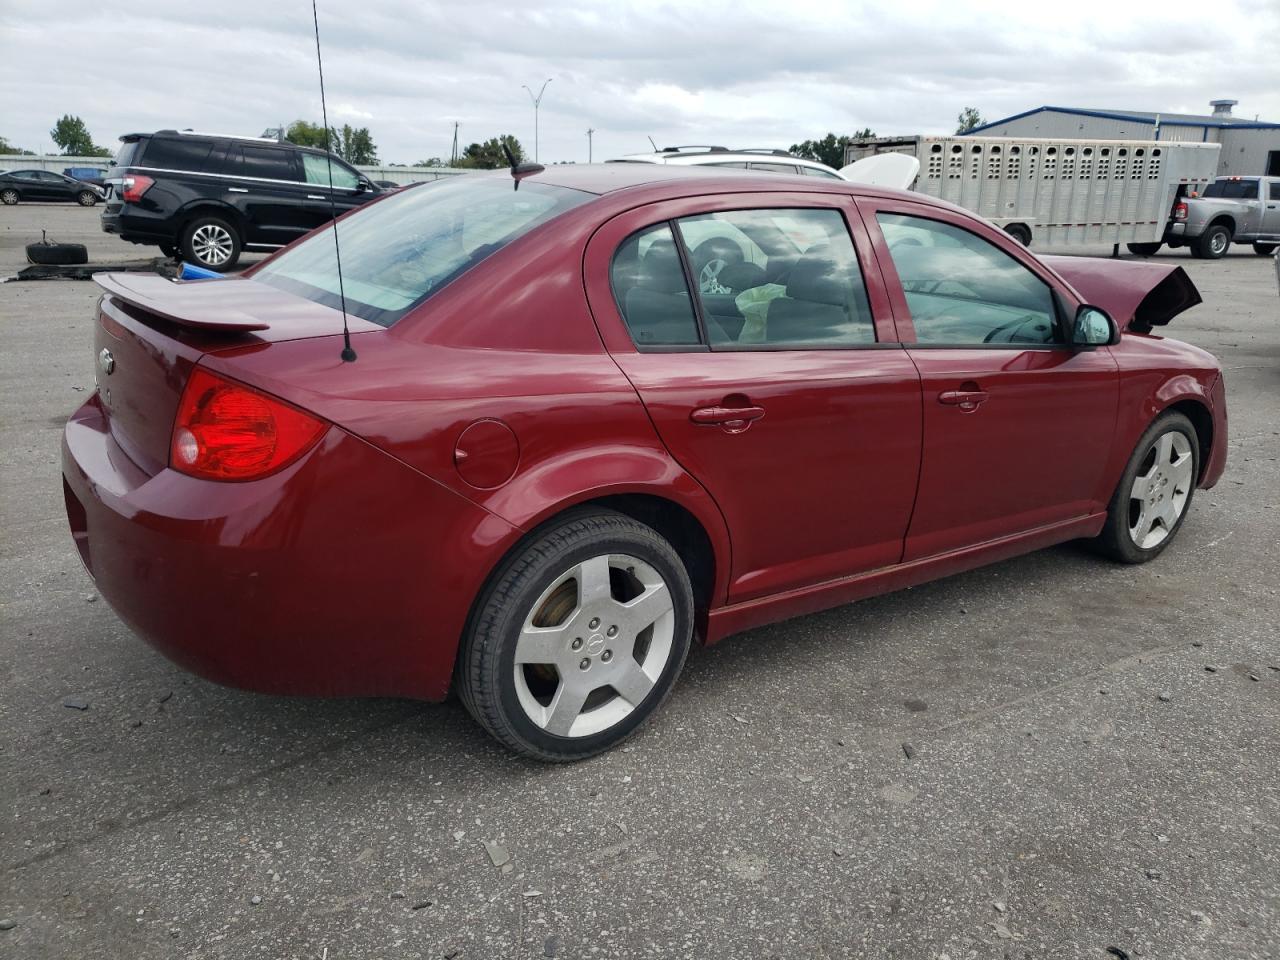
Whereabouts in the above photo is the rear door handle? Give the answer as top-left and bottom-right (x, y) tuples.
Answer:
(690, 404), (766, 433)
(307, 194), (326, 200)
(227, 187), (249, 193)
(938, 389), (990, 409)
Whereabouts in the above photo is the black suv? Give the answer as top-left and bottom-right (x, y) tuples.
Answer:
(102, 130), (382, 271)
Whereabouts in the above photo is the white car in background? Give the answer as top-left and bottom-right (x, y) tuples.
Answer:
(608, 146), (847, 179)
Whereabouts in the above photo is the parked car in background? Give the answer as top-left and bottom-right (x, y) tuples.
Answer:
(63, 165), (1226, 761)
(101, 129), (384, 271)
(1167, 175), (1280, 259)
(0, 169), (104, 206)
(63, 166), (109, 189)
(610, 146), (846, 179)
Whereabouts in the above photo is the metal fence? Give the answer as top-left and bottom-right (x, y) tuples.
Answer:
(1, 154), (473, 184)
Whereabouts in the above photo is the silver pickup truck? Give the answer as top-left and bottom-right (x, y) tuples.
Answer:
(1163, 175), (1280, 259)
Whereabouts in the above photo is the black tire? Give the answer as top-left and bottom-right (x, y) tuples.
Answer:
(0, 188), (19, 205)
(1192, 224), (1231, 260)
(1093, 411), (1199, 564)
(1126, 242), (1162, 256)
(458, 508), (694, 761)
(1254, 242), (1278, 256)
(25, 242), (89, 265)
(1003, 223), (1032, 246)
(76, 190), (98, 207)
(180, 215), (241, 272)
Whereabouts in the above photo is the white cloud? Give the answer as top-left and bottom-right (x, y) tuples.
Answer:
(0, 0), (1276, 164)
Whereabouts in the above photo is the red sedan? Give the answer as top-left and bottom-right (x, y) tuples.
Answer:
(62, 165), (1227, 760)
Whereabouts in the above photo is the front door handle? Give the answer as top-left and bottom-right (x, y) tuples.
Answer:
(307, 194), (327, 200)
(227, 187), (249, 193)
(690, 404), (766, 433)
(938, 389), (990, 410)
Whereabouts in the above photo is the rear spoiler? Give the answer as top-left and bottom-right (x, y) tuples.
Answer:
(1039, 256), (1201, 333)
(94, 273), (269, 331)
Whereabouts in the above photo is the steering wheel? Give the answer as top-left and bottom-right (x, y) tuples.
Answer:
(691, 238), (745, 294)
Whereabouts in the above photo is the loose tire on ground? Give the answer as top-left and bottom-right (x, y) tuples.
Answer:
(1254, 242), (1278, 256)
(1092, 411), (1199, 564)
(1003, 223), (1032, 246)
(1192, 224), (1231, 260)
(1126, 242), (1163, 256)
(25, 242), (89, 265)
(458, 508), (695, 761)
(180, 216), (241, 272)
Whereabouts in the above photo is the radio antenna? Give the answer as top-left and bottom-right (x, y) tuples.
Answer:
(311, 0), (356, 363)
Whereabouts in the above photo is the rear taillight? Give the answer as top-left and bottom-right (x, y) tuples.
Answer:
(120, 174), (154, 203)
(1173, 201), (1188, 221)
(170, 368), (326, 481)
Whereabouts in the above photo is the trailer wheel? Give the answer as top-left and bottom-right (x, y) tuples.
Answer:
(1254, 243), (1278, 256)
(1126, 243), (1163, 257)
(1192, 224), (1231, 260)
(1003, 223), (1032, 246)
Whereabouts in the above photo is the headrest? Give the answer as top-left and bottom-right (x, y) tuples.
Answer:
(785, 245), (854, 307)
(638, 237), (688, 294)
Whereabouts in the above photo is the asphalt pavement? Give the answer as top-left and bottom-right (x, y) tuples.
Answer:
(2, 202), (1278, 959)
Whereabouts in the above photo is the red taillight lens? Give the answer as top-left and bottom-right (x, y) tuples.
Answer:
(1173, 201), (1188, 221)
(170, 368), (327, 481)
(120, 174), (154, 203)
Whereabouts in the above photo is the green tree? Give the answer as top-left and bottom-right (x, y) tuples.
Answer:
(456, 135), (525, 169)
(0, 135), (36, 155)
(955, 107), (985, 135)
(50, 115), (110, 156)
(337, 125), (377, 165)
(789, 130), (875, 169)
(285, 119), (331, 149)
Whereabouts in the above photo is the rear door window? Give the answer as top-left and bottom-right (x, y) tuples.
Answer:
(239, 146), (299, 182)
(611, 223), (701, 346)
(141, 138), (216, 172)
(748, 162), (800, 175)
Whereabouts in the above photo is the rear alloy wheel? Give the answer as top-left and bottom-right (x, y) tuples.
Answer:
(1093, 412), (1199, 563)
(1192, 224), (1231, 260)
(181, 216), (241, 271)
(458, 509), (693, 760)
(1126, 242), (1162, 256)
(76, 190), (98, 207)
(0, 189), (18, 205)
(1254, 242), (1278, 256)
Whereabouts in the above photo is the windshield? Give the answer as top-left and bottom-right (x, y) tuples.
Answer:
(253, 176), (592, 326)
(1203, 179), (1259, 199)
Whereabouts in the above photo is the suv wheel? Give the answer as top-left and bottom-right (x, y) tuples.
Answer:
(0, 189), (18, 205)
(181, 216), (241, 271)
(1192, 224), (1231, 260)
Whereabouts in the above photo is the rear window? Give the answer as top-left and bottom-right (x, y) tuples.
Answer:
(141, 137), (217, 172)
(1203, 179), (1259, 199)
(113, 139), (141, 169)
(252, 176), (593, 327)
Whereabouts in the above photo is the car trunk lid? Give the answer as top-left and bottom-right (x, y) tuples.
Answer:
(91, 273), (380, 474)
(1040, 256), (1202, 333)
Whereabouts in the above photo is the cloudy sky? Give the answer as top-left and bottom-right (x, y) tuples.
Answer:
(2, 0), (1277, 165)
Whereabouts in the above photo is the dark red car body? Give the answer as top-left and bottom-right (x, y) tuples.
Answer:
(62, 165), (1227, 701)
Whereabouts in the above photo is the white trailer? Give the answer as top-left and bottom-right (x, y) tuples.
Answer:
(843, 135), (1221, 250)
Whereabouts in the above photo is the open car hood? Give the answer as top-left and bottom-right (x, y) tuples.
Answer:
(1039, 256), (1202, 333)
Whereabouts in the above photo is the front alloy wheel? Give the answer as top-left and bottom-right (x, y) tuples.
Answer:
(458, 509), (694, 760)
(1094, 411), (1199, 563)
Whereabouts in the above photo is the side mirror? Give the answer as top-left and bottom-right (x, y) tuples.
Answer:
(1071, 304), (1119, 348)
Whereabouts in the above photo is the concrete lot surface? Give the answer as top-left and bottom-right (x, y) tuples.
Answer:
(2, 203), (1278, 959)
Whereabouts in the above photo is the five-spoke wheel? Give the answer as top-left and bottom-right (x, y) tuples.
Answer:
(1095, 411), (1199, 563)
(458, 509), (693, 760)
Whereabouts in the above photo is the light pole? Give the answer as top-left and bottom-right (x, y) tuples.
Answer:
(587, 127), (594, 163)
(522, 78), (552, 163)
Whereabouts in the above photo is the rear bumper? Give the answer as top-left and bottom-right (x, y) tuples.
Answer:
(61, 394), (518, 700)
(101, 205), (176, 245)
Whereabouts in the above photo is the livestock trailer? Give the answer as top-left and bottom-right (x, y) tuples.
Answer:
(844, 135), (1221, 248)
